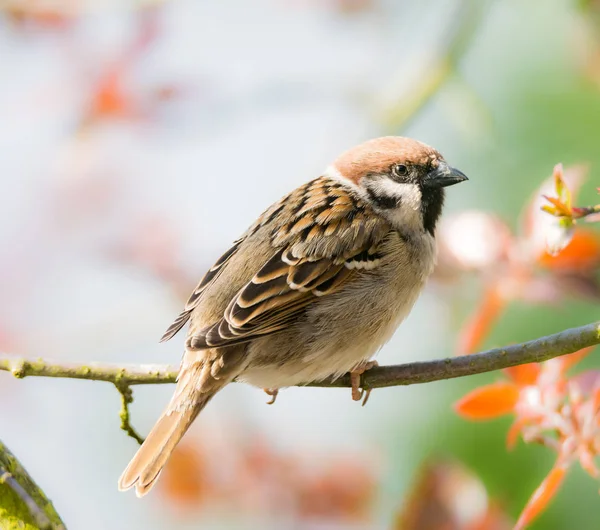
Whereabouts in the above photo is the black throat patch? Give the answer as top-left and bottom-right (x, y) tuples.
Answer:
(420, 187), (445, 235)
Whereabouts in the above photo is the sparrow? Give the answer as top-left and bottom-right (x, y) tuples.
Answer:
(118, 136), (468, 497)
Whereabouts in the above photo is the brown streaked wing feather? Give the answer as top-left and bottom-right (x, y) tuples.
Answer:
(186, 177), (391, 350)
(160, 193), (292, 343)
(287, 259), (333, 288)
(160, 310), (191, 344)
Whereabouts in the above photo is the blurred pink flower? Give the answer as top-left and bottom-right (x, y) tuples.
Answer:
(456, 347), (600, 529)
(435, 165), (600, 353)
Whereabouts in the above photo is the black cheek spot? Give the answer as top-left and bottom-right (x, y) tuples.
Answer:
(366, 186), (400, 210)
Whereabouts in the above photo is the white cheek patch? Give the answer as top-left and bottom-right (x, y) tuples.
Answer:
(371, 180), (422, 211)
(322, 168), (425, 232)
(366, 178), (424, 231)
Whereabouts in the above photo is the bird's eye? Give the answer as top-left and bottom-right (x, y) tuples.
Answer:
(392, 164), (409, 178)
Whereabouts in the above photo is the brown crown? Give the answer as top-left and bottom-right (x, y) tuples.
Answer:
(333, 136), (442, 184)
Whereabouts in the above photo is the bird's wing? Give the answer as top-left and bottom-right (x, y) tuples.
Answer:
(160, 184), (301, 342)
(184, 177), (391, 349)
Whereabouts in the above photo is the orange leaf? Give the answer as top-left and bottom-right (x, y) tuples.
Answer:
(593, 387), (600, 413)
(454, 382), (519, 420)
(91, 72), (131, 118)
(537, 228), (600, 271)
(506, 417), (528, 450)
(542, 195), (571, 216)
(503, 363), (540, 386)
(515, 464), (567, 530)
(579, 447), (599, 478)
(457, 286), (506, 355)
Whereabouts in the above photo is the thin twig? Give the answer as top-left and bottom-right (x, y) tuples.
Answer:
(0, 322), (598, 391)
(114, 383), (145, 445)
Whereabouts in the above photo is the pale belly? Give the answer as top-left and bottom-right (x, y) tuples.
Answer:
(238, 234), (434, 389)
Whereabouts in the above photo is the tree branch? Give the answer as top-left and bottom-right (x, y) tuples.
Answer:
(0, 322), (598, 391)
(0, 440), (66, 529)
(0, 358), (178, 385)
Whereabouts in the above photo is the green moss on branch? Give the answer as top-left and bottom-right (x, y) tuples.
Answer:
(0, 441), (65, 529)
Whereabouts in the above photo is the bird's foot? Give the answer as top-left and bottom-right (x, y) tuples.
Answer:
(350, 360), (378, 406)
(263, 388), (279, 405)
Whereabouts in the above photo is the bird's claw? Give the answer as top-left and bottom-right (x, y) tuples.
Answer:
(263, 388), (279, 405)
(350, 361), (378, 406)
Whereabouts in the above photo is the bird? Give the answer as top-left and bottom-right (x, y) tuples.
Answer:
(118, 136), (468, 497)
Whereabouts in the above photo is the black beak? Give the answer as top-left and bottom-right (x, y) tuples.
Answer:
(424, 163), (468, 188)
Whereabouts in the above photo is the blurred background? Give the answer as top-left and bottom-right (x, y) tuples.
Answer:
(1, 0), (600, 528)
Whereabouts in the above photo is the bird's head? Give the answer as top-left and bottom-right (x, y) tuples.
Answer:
(327, 136), (468, 235)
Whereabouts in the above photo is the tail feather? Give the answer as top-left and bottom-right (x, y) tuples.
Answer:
(118, 392), (213, 497)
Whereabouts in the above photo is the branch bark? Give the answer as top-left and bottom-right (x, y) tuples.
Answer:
(0, 322), (598, 390)
(0, 440), (66, 529)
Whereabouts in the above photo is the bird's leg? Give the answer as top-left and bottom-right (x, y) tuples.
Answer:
(263, 388), (279, 405)
(350, 360), (378, 406)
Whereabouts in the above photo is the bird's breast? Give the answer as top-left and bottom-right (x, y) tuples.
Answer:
(240, 230), (437, 388)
